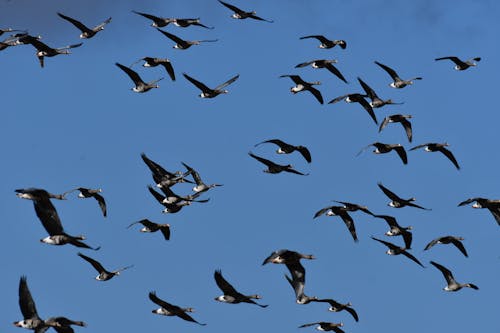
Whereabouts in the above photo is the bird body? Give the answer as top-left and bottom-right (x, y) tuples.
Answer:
(78, 252), (133, 281)
(249, 152), (309, 175)
(375, 61), (422, 88)
(57, 12), (111, 39)
(149, 292), (206, 325)
(281, 74), (323, 104)
(255, 139), (312, 163)
(410, 142), (460, 170)
(435, 56), (481, 70)
(218, 0), (273, 22)
(458, 197), (500, 225)
(430, 261), (478, 291)
(183, 73), (239, 98)
(214, 270), (267, 307)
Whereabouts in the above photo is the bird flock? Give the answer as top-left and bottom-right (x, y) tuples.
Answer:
(4, 1), (497, 333)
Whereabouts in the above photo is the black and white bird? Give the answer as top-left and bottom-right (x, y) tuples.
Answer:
(410, 142), (460, 170)
(183, 73), (239, 98)
(377, 182), (430, 210)
(314, 205), (359, 242)
(70, 187), (107, 217)
(333, 200), (374, 216)
(148, 185), (199, 214)
(435, 56), (481, 70)
(132, 10), (176, 27)
(284, 272), (317, 305)
(358, 77), (403, 108)
(181, 162), (223, 193)
(44, 317), (86, 333)
(128, 219), (171, 241)
(132, 57), (175, 81)
(371, 237), (425, 268)
(299, 322), (345, 333)
(13, 276), (48, 333)
(300, 35), (347, 49)
(430, 261), (478, 292)
(373, 214), (413, 249)
(254, 139), (312, 163)
(115, 62), (163, 93)
(156, 28), (218, 49)
(357, 142), (407, 165)
(375, 61), (422, 88)
(379, 114), (413, 142)
(424, 236), (468, 257)
(18, 34), (82, 68)
(141, 153), (193, 188)
(57, 12), (111, 39)
(280, 74), (324, 104)
(218, 0), (273, 22)
(149, 292), (206, 325)
(313, 298), (359, 322)
(77, 252), (133, 281)
(214, 270), (268, 307)
(295, 59), (348, 83)
(262, 249), (315, 266)
(458, 197), (500, 226)
(328, 93), (377, 125)
(249, 152), (309, 175)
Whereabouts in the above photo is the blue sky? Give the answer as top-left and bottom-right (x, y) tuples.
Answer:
(2, 0), (499, 332)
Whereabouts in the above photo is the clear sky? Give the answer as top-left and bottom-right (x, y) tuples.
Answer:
(2, 1), (499, 333)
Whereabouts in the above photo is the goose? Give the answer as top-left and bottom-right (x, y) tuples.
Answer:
(115, 62), (163, 93)
(313, 299), (359, 322)
(332, 200), (374, 216)
(172, 18), (214, 29)
(435, 56), (481, 70)
(424, 236), (468, 257)
(183, 73), (239, 98)
(158, 183), (210, 204)
(377, 182), (430, 210)
(313, 205), (358, 242)
(280, 74), (323, 104)
(16, 188), (66, 201)
(128, 219), (171, 241)
(299, 322), (345, 333)
(77, 252), (133, 281)
(262, 249), (315, 266)
(328, 93), (377, 125)
(132, 10), (176, 27)
(180, 161), (223, 193)
(410, 142), (460, 170)
(248, 152), (309, 175)
(375, 61), (422, 88)
(357, 142), (407, 165)
(295, 59), (348, 83)
(44, 317), (86, 333)
(284, 273), (318, 304)
(254, 139), (312, 163)
(18, 34), (82, 68)
(458, 197), (500, 225)
(156, 28), (218, 49)
(149, 292), (206, 325)
(214, 270), (268, 307)
(372, 214), (413, 249)
(57, 13), (111, 39)
(218, 0), (273, 22)
(430, 261), (478, 291)
(67, 187), (106, 217)
(371, 236), (425, 268)
(13, 276), (48, 333)
(141, 153), (194, 188)
(300, 35), (347, 49)
(148, 185), (198, 214)
(357, 77), (403, 108)
(132, 57), (175, 81)
(379, 114), (413, 142)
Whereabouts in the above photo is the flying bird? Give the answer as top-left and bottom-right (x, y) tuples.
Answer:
(44, 317), (86, 333)
(379, 114), (413, 142)
(313, 298), (359, 322)
(280, 74), (323, 104)
(328, 93), (377, 125)
(284, 273), (318, 305)
(332, 200), (374, 216)
(172, 18), (214, 29)
(13, 276), (48, 333)
(57, 12), (111, 39)
(300, 35), (346, 49)
(375, 61), (422, 88)
(357, 142), (407, 165)
(357, 77), (403, 108)
(424, 236), (468, 257)
(429, 261), (478, 291)
(377, 182), (430, 210)
(132, 57), (175, 81)
(69, 187), (107, 217)
(213, 270), (268, 307)
(410, 143), (460, 170)
(149, 292), (206, 325)
(295, 59), (348, 83)
(180, 162), (223, 193)
(128, 219), (171, 241)
(313, 205), (359, 242)
(254, 139), (312, 163)
(371, 236), (425, 268)
(77, 252), (133, 281)
(156, 28), (218, 49)
(141, 153), (193, 188)
(115, 62), (163, 93)
(18, 34), (82, 68)
(373, 214), (413, 249)
(435, 56), (481, 70)
(183, 73), (239, 98)
(218, 0), (273, 22)
(132, 10), (176, 27)
(262, 249), (315, 266)
(299, 322), (345, 333)
(248, 152), (309, 175)
(458, 197), (500, 226)
(148, 185), (199, 214)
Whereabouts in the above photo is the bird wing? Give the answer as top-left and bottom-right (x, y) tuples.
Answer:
(314, 206), (333, 219)
(57, 42), (83, 51)
(261, 250), (280, 265)
(437, 146), (460, 170)
(218, 0), (245, 14)
(285, 274), (304, 300)
(148, 185), (166, 205)
(92, 193), (107, 217)
(160, 61), (176, 81)
(374, 214), (397, 228)
(400, 118), (413, 142)
(254, 138), (286, 148)
(356, 96), (377, 124)
(357, 77), (377, 100)
(406, 201), (431, 210)
(296, 146), (312, 163)
(435, 56), (461, 64)
(116, 62), (144, 85)
(393, 146), (408, 164)
(159, 225), (171, 240)
(377, 183), (401, 201)
(324, 62), (348, 83)
(450, 238), (468, 257)
(180, 161), (203, 185)
(375, 61), (400, 80)
(295, 60), (315, 68)
(280, 74), (303, 85)
(78, 252), (106, 273)
(487, 206), (500, 225)
(248, 152), (275, 168)
(284, 166), (309, 176)
(457, 198), (477, 206)
(214, 270), (240, 296)
(299, 322), (322, 328)
(400, 229), (413, 250)
(424, 238), (439, 251)
(430, 261), (455, 285)
(338, 211), (358, 242)
(409, 143), (429, 151)
(92, 17), (112, 31)
(182, 73), (211, 93)
(34, 199), (65, 235)
(401, 250), (425, 267)
(327, 94), (349, 104)
(156, 28), (185, 44)
(141, 153), (170, 178)
(371, 236), (397, 250)
(343, 306), (359, 322)
(214, 74), (240, 91)
(132, 10), (164, 22)
(19, 276), (39, 320)
(307, 86), (324, 104)
(149, 291), (176, 311)
(57, 13), (92, 33)
(300, 35), (328, 43)
(248, 13), (273, 23)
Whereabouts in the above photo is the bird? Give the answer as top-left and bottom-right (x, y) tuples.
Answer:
(458, 197), (500, 226)
(128, 219), (171, 241)
(132, 10), (176, 27)
(435, 56), (481, 70)
(372, 214), (413, 249)
(410, 143), (460, 170)
(156, 28), (218, 49)
(313, 205), (359, 242)
(328, 93), (377, 125)
(357, 142), (407, 165)
(13, 276), (48, 333)
(262, 249), (316, 266)
(254, 139), (312, 163)
(141, 153), (194, 188)
(424, 236), (468, 257)
(374, 61), (422, 88)
(284, 273), (318, 304)
(172, 18), (214, 29)
(313, 298), (359, 322)
(300, 35), (347, 49)
(218, 0), (273, 22)
(44, 317), (87, 333)
(148, 291), (206, 325)
(182, 73), (239, 98)
(248, 152), (309, 175)
(115, 62), (163, 93)
(371, 237), (425, 268)
(180, 162), (223, 193)
(157, 182), (211, 204)
(148, 185), (197, 214)
(69, 187), (107, 217)
(299, 322), (345, 333)
(213, 270), (268, 307)
(332, 200), (374, 216)
(429, 261), (478, 292)
(132, 57), (175, 81)
(295, 59), (348, 83)
(77, 252), (133, 281)
(280, 74), (323, 104)
(377, 182), (430, 210)
(357, 77), (403, 108)
(18, 34), (82, 68)
(379, 114), (413, 142)
(57, 13), (111, 39)
(15, 188), (66, 201)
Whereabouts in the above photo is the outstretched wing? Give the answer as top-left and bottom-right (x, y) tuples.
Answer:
(156, 28), (185, 44)
(57, 12), (91, 34)
(300, 35), (328, 43)
(248, 152), (275, 168)
(183, 73), (211, 93)
(218, 0), (245, 15)
(375, 61), (400, 80)
(19, 276), (39, 320)
(116, 62), (143, 85)
(437, 147), (460, 170)
(377, 183), (401, 201)
(324, 62), (348, 83)
(214, 270), (240, 296)
(214, 74), (240, 91)
(78, 252), (106, 273)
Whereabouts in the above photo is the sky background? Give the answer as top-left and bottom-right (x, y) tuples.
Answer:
(2, 0), (499, 332)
